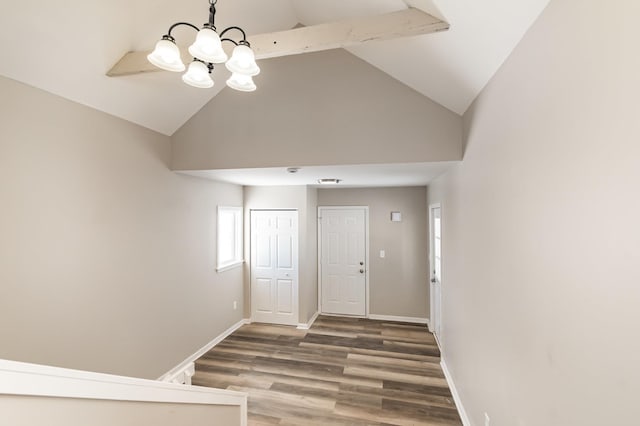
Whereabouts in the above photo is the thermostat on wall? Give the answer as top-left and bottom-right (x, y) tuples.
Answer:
(391, 211), (402, 222)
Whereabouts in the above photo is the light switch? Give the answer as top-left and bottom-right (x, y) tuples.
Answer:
(380, 250), (385, 258)
(391, 211), (402, 222)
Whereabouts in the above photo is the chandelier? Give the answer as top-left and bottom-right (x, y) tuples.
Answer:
(147, 0), (260, 91)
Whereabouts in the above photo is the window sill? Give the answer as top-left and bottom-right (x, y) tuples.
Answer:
(216, 260), (244, 273)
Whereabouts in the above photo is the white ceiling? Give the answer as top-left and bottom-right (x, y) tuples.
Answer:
(0, 0), (550, 137)
(0, 0), (549, 187)
(182, 162), (456, 188)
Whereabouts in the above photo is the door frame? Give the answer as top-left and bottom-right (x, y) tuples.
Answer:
(250, 209), (299, 326)
(317, 206), (370, 317)
(429, 203), (442, 342)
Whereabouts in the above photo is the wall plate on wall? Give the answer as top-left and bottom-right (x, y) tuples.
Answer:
(391, 211), (402, 222)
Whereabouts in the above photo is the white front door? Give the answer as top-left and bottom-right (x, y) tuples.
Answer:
(429, 204), (442, 339)
(319, 208), (367, 316)
(250, 210), (299, 326)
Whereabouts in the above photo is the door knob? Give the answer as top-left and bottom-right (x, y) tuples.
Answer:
(360, 269), (364, 274)
(360, 261), (364, 265)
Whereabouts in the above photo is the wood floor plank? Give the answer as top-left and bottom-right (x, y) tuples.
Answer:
(384, 380), (454, 398)
(334, 401), (457, 426)
(339, 382), (455, 410)
(344, 365), (449, 387)
(191, 315), (462, 425)
(382, 399), (462, 423)
(239, 370), (341, 392)
(347, 352), (441, 369)
(192, 370), (273, 390)
(269, 382), (383, 409)
(351, 346), (442, 363)
(344, 354), (446, 377)
(228, 385), (337, 411)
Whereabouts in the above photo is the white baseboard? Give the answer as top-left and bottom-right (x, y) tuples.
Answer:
(440, 358), (471, 426)
(368, 314), (430, 326)
(297, 311), (320, 330)
(319, 312), (367, 319)
(158, 318), (250, 383)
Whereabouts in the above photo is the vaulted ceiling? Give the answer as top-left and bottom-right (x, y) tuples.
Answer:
(0, 0), (550, 136)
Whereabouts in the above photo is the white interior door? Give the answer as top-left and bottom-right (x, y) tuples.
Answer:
(429, 205), (442, 339)
(251, 210), (299, 326)
(319, 208), (367, 316)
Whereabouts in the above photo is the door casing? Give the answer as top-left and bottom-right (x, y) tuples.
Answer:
(429, 203), (442, 343)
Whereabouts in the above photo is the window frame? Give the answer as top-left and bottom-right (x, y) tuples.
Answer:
(216, 206), (244, 272)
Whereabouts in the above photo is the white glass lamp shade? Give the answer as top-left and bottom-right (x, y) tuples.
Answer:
(225, 44), (260, 76)
(188, 27), (227, 64)
(182, 61), (214, 88)
(147, 38), (185, 72)
(226, 72), (256, 92)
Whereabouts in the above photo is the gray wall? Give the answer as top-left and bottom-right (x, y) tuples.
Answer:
(318, 187), (429, 318)
(302, 187), (319, 324)
(0, 76), (244, 379)
(1, 396), (240, 426)
(243, 186), (318, 324)
(171, 49), (462, 171)
(428, 0), (640, 424)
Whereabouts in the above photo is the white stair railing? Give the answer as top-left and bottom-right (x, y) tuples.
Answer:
(0, 359), (247, 426)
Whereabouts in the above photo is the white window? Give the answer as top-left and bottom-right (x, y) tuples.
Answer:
(217, 206), (243, 272)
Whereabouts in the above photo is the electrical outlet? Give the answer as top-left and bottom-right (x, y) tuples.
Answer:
(380, 250), (385, 258)
(484, 413), (490, 426)
(233, 301), (238, 310)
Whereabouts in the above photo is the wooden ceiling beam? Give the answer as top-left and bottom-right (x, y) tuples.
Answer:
(107, 8), (448, 77)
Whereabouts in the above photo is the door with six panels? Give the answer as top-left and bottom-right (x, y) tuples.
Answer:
(319, 208), (367, 316)
(250, 210), (299, 325)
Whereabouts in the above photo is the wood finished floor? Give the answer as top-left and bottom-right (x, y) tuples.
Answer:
(192, 316), (462, 426)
